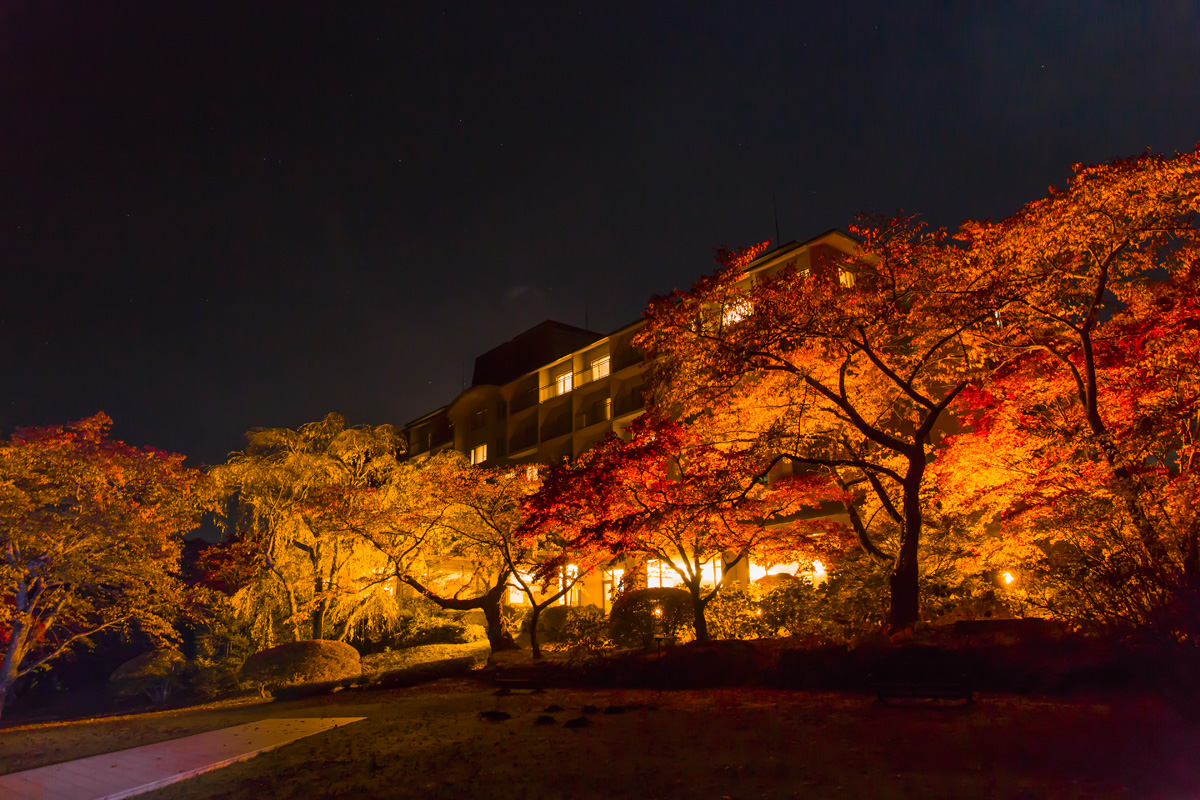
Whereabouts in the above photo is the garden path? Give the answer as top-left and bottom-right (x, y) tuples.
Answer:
(0, 717), (365, 800)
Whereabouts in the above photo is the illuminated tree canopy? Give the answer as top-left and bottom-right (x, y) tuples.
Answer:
(937, 148), (1200, 639)
(211, 414), (405, 645)
(637, 220), (1006, 628)
(523, 414), (842, 640)
(0, 414), (209, 720)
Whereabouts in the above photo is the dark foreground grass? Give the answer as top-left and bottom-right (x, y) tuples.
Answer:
(3, 679), (1198, 799)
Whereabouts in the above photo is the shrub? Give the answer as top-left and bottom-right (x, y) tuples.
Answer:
(460, 609), (487, 628)
(397, 620), (485, 647)
(393, 596), (489, 647)
(109, 649), (188, 703)
(706, 585), (774, 640)
(189, 596), (257, 698)
(555, 606), (612, 663)
(238, 639), (361, 691)
(522, 604), (600, 643)
(609, 588), (692, 648)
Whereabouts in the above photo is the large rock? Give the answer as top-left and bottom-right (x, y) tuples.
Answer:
(239, 640), (362, 690)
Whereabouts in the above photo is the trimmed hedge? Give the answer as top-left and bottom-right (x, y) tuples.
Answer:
(239, 640), (362, 690)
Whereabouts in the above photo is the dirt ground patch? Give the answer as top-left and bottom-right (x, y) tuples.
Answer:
(3, 680), (1198, 799)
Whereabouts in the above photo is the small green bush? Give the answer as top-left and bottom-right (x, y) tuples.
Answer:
(706, 585), (774, 640)
(556, 605), (611, 664)
(522, 604), (600, 643)
(238, 639), (362, 691)
(397, 620), (484, 647)
(609, 588), (693, 648)
(392, 596), (490, 647)
(109, 649), (188, 703)
(189, 597), (257, 698)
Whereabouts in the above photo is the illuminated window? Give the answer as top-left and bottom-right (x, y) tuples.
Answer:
(602, 568), (625, 614)
(470, 443), (487, 465)
(645, 557), (722, 588)
(644, 559), (682, 588)
(590, 356), (611, 381)
(508, 571), (534, 604)
(524, 464), (539, 481)
(558, 564), (580, 605)
(838, 268), (856, 287)
(722, 297), (752, 327)
(555, 371), (573, 396)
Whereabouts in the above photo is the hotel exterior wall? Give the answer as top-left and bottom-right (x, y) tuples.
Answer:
(401, 231), (860, 612)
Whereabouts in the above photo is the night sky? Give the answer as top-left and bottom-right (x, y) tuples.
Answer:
(2, 2), (1197, 467)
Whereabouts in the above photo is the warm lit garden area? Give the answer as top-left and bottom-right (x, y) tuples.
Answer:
(3, 150), (1200, 797)
(4, 673), (1200, 800)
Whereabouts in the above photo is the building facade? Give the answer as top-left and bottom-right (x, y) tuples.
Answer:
(402, 231), (857, 613)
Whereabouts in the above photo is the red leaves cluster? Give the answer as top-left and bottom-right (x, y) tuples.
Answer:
(521, 414), (840, 589)
(1, 414), (210, 703)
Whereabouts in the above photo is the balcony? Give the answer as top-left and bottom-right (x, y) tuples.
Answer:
(510, 386), (538, 414)
(508, 425), (537, 454)
(575, 397), (613, 430)
(540, 356), (612, 402)
(614, 385), (645, 417)
(611, 346), (644, 373)
(540, 412), (572, 442)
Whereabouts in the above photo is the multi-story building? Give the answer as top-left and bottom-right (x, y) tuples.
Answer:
(402, 231), (856, 613)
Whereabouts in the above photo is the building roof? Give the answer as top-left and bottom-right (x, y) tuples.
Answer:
(470, 320), (604, 388)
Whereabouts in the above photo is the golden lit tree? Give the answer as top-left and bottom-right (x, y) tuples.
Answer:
(211, 414), (404, 645)
(361, 451), (525, 653)
(394, 457), (590, 658)
(937, 148), (1200, 639)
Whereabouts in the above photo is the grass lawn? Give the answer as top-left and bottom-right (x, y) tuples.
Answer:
(3, 677), (1198, 799)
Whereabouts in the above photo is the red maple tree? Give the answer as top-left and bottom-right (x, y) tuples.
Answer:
(522, 414), (843, 641)
(0, 414), (209, 719)
(637, 219), (1006, 628)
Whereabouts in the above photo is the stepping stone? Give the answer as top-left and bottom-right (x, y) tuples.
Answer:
(602, 705), (625, 715)
(563, 716), (591, 728)
(478, 711), (512, 722)
(543, 704), (564, 713)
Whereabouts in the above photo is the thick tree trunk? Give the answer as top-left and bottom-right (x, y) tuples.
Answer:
(888, 461), (925, 630)
(0, 618), (28, 723)
(311, 598), (326, 641)
(528, 605), (544, 659)
(400, 575), (519, 652)
(478, 584), (519, 652)
(690, 585), (710, 642)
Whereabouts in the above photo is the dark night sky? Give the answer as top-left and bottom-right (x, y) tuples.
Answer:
(2, 1), (1197, 466)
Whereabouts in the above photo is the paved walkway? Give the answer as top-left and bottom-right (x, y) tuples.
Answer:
(0, 717), (366, 800)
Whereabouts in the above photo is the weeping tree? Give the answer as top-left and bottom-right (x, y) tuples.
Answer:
(211, 414), (406, 644)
